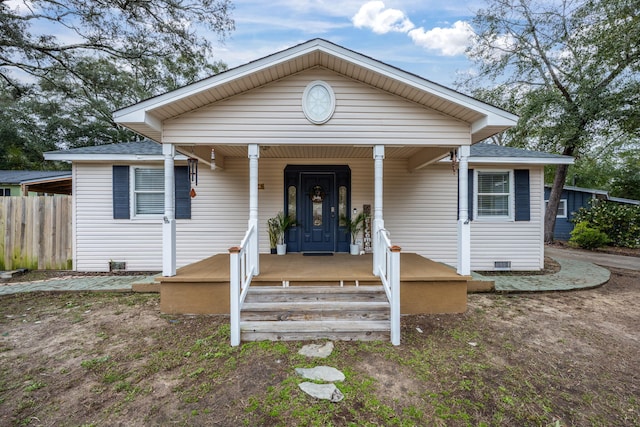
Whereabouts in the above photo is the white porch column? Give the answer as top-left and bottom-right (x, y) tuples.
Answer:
(162, 143), (177, 277)
(373, 145), (385, 276)
(248, 144), (260, 275)
(457, 145), (471, 275)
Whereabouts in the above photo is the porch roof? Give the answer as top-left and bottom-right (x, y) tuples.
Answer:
(44, 140), (573, 166)
(114, 39), (517, 144)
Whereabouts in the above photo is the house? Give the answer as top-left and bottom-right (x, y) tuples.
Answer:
(545, 185), (640, 240)
(45, 39), (572, 344)
(0, 170), (72, 196)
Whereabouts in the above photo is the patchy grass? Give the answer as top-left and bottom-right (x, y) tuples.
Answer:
(0, 269), (639, 426)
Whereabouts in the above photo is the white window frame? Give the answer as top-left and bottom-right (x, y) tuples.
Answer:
(0, 188), (10, 196)
(545, 199), (567, 218)
(474, 170), (514, 221)
(131, 166), (164, 219)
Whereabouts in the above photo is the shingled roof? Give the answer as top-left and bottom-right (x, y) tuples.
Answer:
(470, 143), (569, 159)
(49, 140), (162, 156)
(0, 170), (72, 185)
(45, 140), (572, 165)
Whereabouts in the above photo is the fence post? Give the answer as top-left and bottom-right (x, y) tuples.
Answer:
(229, 246), (241, 346)
(390, 245), (401, 346)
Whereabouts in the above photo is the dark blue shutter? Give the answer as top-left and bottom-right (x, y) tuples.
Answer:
(112, 166), (130, 219)
(514, 169), (530, 221)
(174, 166), (191, 219)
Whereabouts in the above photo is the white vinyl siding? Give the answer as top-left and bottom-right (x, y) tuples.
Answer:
(73, 161), (249, 271)
(163, 69), (470, 147)
(470, 165), (545, 271)
(73, 160), (544, 272)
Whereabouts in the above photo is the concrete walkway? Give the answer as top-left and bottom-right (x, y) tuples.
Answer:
(473, 255), (611, 292)
(0, 274), (157, 296)
(3, 245), (636, 295)
(545, 246), (640, 271)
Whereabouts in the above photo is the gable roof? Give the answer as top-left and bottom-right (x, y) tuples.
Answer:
(114, 39), (518, 144)
(0, 170), (72, 185)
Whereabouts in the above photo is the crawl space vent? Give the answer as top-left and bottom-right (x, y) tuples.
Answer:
(494, 261), (512, 271)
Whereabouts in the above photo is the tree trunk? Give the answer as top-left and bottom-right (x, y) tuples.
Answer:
(544, 163), (571, 243)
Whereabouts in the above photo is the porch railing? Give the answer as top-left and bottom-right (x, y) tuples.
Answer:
(229, 224), (258, 346)
(375, 228), (401, 346)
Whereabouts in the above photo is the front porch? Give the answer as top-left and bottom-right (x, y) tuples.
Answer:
(159, 252), (469, 316)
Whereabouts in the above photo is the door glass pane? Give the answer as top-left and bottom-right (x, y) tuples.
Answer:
(338, 185), (347, 226)
(288, 185), (296, 220)
(313, 201), (322, 226)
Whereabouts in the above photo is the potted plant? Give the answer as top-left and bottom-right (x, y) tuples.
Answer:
(267, 217), (279, 254)
(272, 211), (296, 255)
(342, 212), (368, 255)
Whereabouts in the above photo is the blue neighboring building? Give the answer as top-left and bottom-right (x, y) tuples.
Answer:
(545, 185), (640, 240)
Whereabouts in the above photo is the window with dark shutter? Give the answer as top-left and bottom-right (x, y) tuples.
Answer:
(112, 165), (191, 220)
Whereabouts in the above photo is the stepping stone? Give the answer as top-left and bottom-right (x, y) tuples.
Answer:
(298, 382), (344, 402)
(295, 366), (345, 382)
(298, 341), (334, 358)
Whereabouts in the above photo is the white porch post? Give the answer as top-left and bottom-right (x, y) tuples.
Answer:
(248, 144), (260, 275)
(162, 143), (177, 277)
(457, 145), (471, 275)
(373, 145), (385, 276)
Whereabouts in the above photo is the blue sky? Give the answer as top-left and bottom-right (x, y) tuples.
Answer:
(214, 0), (485, 87)
(5, 0), (485, 88)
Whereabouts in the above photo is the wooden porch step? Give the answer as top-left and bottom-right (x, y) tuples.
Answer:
(244, 285), (388, 303)
(240, 320), (391, 342)
(241, 301), (390, 321)
(240, 285), (390, 342)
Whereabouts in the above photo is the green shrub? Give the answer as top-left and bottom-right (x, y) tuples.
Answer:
(572, 200), (640, 248)
(569, 221), (610, 249)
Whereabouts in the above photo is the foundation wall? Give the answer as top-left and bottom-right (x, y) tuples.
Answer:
(160, 280), (468, 315)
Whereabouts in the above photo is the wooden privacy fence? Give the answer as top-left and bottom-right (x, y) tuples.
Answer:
(0, 196), (72, 270)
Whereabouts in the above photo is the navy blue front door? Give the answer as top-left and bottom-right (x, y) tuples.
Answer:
(300, 173), (335, 252)
(284, 165), (351, 253)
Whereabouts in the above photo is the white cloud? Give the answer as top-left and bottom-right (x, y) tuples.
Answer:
(408, 20), (473, 56)
(352, 1), (414, 34)
(4, 0), (36, 15)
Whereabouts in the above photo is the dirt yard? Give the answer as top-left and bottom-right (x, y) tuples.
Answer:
(1, 267), (638, 426)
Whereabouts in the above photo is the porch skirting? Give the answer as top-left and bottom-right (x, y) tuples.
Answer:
(158, 253), (469, 315)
